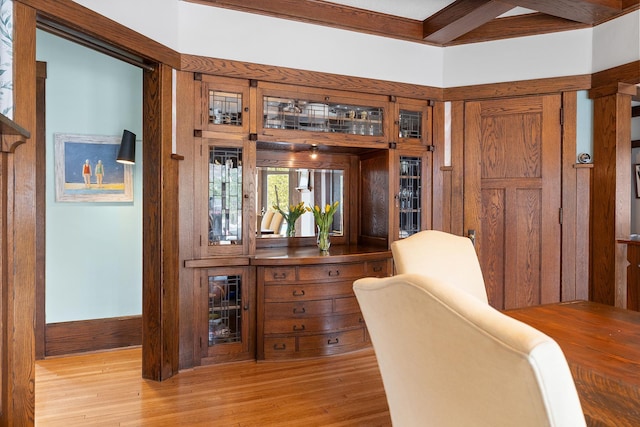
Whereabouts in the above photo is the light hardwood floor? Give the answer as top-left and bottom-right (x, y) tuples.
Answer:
(35, 347), (391, 426)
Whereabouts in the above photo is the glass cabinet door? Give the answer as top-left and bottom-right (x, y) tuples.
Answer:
(399, 109), (423, 140)
(398, 155), (423, 239)
(208, 273), (243, 346)
(208, 146), (243, 247)
(263, 95), (384, 136)
(199, 75), (250, 134)
(201, 267), (252, 363)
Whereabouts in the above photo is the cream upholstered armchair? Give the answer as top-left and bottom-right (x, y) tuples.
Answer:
(353, 274), (585, 427)
(391, 230), (488, 303)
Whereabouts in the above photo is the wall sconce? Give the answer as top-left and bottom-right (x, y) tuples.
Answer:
(309, 144), (319, 159)
(116, 129), (136, 164)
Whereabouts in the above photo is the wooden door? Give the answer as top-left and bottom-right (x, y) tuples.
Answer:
(464, 95), (562, 310)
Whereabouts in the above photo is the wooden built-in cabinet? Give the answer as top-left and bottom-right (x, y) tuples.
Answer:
(196, 265), (255, 364)
(185, 74), (431, 365)
(256, 248), (391, 360)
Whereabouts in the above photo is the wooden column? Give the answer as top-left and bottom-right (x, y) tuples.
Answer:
(590, 92), (632, 307)
(1, 2), (37, 425)
(142, 63), (180, 381)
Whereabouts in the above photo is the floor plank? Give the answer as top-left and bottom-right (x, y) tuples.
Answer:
(35, 347), (391, 426)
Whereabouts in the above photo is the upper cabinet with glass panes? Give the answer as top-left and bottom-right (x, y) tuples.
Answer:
(394, 98), (432, 147)
(199, 75), (251, 134)
(257, 83), (389, 147)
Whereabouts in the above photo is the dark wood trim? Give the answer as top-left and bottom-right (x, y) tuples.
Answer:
(422, 0), (513, 45)
(181, 54), (598, 104)
(507, 0), (624, 24)
(445, 74), (592, 101)
(4, 2), (38, 424)
(632, 105), (640, 118)
(185, 0), (423, 44)
(176, 71), (198, 370)
(184, 0), (635, 46)
(448, 13), (589, 46)
(44, 316), (142, 356)
(591, 93), (633, 307)
(590, 60), (640, 98)
(142, 63), (180, 381)
(35, 61), (46, 361)
(15, 0), (180, 68)
(633, 140), (640, 149)
(180, 54), (442, 101)
(431, 102), (446, 231)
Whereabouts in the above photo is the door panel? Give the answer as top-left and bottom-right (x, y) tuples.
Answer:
(465, 95), (561, 310)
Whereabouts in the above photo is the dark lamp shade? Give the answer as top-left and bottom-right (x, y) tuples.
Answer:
(117, 130), (136, 164)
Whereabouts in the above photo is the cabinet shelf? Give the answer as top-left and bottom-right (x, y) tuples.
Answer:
(209, 305), (242, 311)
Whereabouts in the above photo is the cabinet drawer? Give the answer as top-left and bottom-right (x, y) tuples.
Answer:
(264, 282), (354, 301)
(366, 260), (389, 277)
(264, 300), (333, 319)
(264, 313), (363, 334)
(262, 267), (297, 283)
(298, 263), (365, 281)
(297, 328), (366, 352)
(334, 296), (361, 314)
(263, 337), (296, 358)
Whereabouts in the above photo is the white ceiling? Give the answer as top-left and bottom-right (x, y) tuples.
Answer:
(322, 0), (535, 20)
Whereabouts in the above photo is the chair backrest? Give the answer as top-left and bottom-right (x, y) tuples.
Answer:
(391, 230), (488, 303)
(353, 274), (585, 427)
(268, 211), (284, 234)
(261, 210), (275, 230)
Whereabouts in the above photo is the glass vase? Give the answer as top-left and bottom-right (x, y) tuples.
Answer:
(317, 227), (331, 251)
(285, 221), (296, 238)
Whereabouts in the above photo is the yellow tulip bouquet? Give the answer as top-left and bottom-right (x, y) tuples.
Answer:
(307, 201), (339, 251)
(273, 200), (306, 237)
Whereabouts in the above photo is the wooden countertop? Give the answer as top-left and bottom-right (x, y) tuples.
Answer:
(253, 245), (391, 265)
(185, 245), (391, 268)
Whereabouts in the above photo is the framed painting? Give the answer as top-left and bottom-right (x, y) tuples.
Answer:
(54, 133), (133, 202)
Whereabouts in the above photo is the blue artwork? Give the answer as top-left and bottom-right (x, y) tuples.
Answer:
(55, 133), (133, 202)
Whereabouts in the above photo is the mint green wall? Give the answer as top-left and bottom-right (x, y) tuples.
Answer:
(37, 30), (143, 323)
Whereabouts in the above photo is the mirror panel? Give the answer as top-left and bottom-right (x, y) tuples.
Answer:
(257, 167), (344, 238)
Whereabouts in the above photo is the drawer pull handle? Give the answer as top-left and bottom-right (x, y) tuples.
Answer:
(293, 307), (306, 314)
(273, 343), (287, 351)
(328, 270), (340, 277)
(293, 324), (306, 331)
(373, 266), (382, 272)
(273, 272), (288, 280)
(292, 290), (306, 297)
(327, 338), (339, 345)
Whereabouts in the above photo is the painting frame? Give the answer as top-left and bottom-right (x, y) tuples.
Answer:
(635, 164), (640, 199)
(54, 133), (133, 202)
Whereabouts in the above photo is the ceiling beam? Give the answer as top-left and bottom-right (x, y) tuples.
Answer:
(448, 13), (589, 46)
(185, 0), (423, 41)
(506, 0), (623, 24)
(422, 0), (514, 44)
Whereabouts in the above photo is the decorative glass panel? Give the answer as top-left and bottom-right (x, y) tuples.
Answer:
(399, 109), (422, 139)
(399, 156), (422, 238)
(209, 147), (242, 245)
(208, 274), (242, 345)
(264, 96), (383, 136)
(209, 90), (242, 126)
